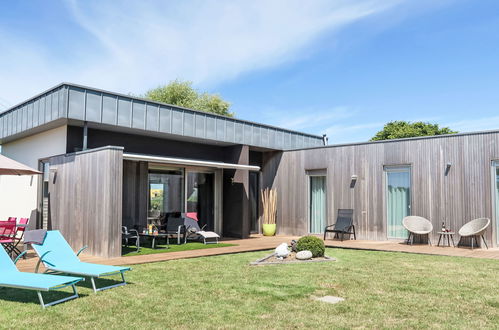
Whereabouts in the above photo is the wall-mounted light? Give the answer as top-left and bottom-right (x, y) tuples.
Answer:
(445, 163), (452, 176)
(350, 175), (358, 188)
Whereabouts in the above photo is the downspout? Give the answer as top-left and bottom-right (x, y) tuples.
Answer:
(83, 121), (88, 151)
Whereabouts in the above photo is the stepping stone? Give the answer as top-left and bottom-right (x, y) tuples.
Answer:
(315, 296), (345, 304)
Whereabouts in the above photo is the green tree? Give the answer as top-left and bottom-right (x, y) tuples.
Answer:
(145, 80), (233, 117)
(371, 121), (457, 141)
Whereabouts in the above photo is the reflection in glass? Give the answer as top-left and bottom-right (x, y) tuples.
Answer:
(186, 172), (214, 230)
(149, 170), (184, 216)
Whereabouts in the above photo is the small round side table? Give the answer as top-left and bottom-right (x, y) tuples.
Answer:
(437, 231), (455, 247)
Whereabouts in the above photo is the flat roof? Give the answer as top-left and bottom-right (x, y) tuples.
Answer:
(290, 128), (499, 151)
(0, 83), (324, 150)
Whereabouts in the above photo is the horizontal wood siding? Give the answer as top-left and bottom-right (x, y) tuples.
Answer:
(266, 132), (499, 247)
(47, 147), (123, 258)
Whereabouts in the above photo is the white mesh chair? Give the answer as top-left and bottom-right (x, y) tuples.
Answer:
(458, 218), (490, 249)
(402, 216), (433, 245)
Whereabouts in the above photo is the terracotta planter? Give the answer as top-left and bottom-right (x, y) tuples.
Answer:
(262, 224), (276, 236)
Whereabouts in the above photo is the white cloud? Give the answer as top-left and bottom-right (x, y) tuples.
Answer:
(446, 115), (499, 133)
(264, 106), (354, 131)
(0, 0), (405, 109)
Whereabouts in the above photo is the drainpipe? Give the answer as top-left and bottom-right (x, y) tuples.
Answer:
(83, 121), (88, 151)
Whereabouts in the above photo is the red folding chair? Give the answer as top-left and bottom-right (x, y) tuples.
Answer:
(9, 218), (29, 257)
(0, 219), (17, 258)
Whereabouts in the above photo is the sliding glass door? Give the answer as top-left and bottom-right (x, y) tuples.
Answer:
(309, 176), (327, 234)
(385, 166), (411, 239)
(149, 169), (184, 216)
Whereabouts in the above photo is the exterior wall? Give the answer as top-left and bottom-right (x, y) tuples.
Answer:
(67, 126), (230, 161)
(268, 132), (499, 247)
(0, 126), (67, 222)
(122, 160), (148, 230)
(46, 147), (123, 258)
(222, 145), (250, 238)
(2, 125), (67, 168)
(0, 175), (37, 221)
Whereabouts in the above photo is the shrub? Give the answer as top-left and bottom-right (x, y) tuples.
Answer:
(295, 236), (325, 257)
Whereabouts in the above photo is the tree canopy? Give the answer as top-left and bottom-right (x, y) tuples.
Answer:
(370, 121), (458, 141)
(144, 80), (233, 117)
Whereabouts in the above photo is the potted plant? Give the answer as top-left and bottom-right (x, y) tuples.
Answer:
(261, 187), (277, 236)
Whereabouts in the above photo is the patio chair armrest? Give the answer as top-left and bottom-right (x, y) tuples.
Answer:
(35, 250), (52, 273)
(13, 251), (28, 264)
(324, 224), (336, 230)
(76, 245), (88, 256)
(129, 229), (139, 236)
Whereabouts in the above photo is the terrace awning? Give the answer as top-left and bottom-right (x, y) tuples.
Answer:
(123, 153), (260, 171)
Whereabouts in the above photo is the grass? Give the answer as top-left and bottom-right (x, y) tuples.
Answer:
(1, 248), (498, 329)
(122, 241), (236, 256)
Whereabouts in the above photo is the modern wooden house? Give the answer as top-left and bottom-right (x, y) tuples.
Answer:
(1, 83), (498, 257)
(0, 83), (323, 257)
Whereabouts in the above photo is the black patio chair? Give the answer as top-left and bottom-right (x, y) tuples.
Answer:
(323, 209), (356, 241)
(165, 215), (189, 245)
(122, 226), (140, 252)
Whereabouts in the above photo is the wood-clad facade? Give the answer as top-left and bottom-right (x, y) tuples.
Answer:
(44, 146), (124, 258)
(266, 131), (499, 247)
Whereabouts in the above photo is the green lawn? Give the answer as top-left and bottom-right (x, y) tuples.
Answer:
(122, 241), (236, 256)
(1, 248), (498, 329)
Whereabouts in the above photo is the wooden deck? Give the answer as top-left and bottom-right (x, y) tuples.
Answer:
(324, 239), (499, 260)
(16, 235), (499, 272)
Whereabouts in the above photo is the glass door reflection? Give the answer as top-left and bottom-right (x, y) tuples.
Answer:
(186, 172), (215, 231)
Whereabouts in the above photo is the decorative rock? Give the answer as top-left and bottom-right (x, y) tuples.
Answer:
(275, 243), (290, 258)
(315, 296), (345, 304)
(296, 250), (313, 260)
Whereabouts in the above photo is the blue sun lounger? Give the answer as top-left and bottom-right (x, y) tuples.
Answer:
(31, 230), (131, 293)
(0, 245), (83, 308)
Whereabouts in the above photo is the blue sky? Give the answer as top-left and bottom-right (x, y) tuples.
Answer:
(1, 0), (499, 143)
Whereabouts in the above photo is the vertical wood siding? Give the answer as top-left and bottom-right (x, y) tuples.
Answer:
(47, 147), (123, 258)
(266, 133), (499, 247)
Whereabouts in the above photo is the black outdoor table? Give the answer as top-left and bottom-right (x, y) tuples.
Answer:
(437, 231), (455, 247)
(139, 233), (169, 249)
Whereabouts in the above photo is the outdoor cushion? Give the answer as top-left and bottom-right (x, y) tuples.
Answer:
(0, 272), (82, 292)
(24, 229), (47, 245)
(47, 261), (131, 278)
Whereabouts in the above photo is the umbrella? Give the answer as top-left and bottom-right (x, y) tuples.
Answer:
(0, 154), (42, 175)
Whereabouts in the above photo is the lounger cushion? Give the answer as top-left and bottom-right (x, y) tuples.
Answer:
(0, 272), (82, 291)
(49, 262), (130, 278)
(197, 231), (220, 239)
(32, 231), (131, 277)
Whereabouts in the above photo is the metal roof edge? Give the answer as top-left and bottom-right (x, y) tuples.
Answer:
(0, 83), (67, 116)
(1, 82), (322, 140)
(288, 129), (499, 151)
